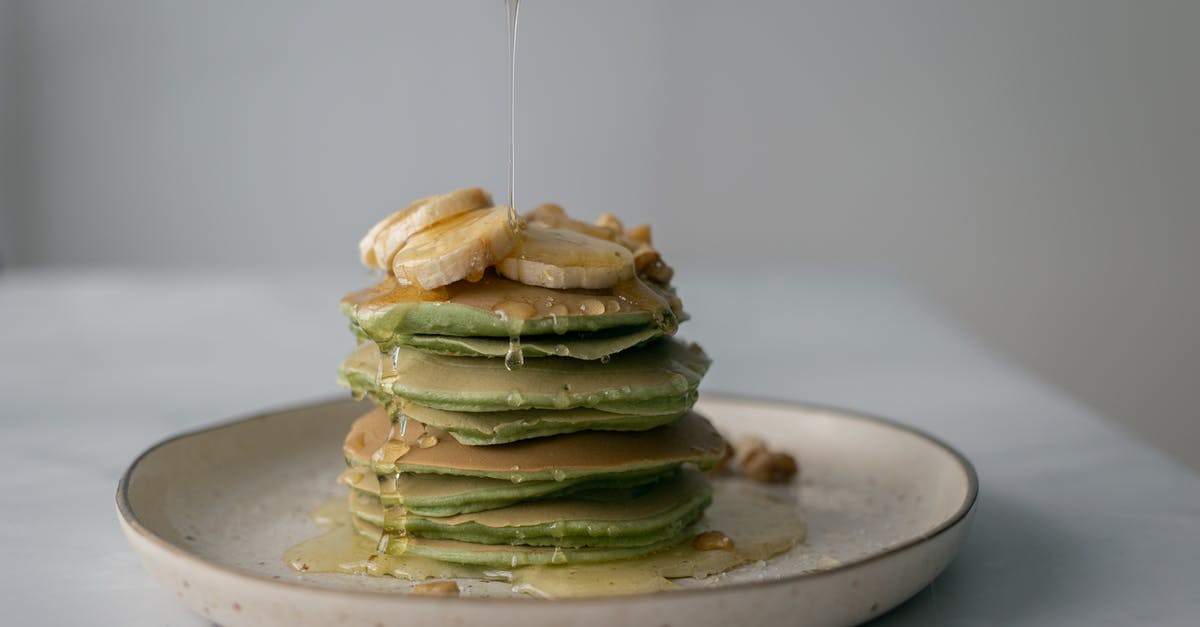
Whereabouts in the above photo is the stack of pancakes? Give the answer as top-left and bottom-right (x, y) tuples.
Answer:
(334, 192), (724, 568)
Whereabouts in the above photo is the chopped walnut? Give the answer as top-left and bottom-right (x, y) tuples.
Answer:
(625, 224), (652, 245)
(732, 435), (799, 484)
(642, 259), (674, 284)
(633, 245), (661, 272)
(742, 449), (798, 484)
(692, 530), (735, 551)
(732, 435), (766, 466)
(595, 213), (624, 232)
(411, 581), (460, 596)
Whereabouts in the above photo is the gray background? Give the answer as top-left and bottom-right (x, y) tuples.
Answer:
(1, 1), (1197, 467)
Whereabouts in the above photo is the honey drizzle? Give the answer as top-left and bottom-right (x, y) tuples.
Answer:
(283, 479), (805, 598)
(345, 272), (674, 329)
(372, 343), (412, 554)
(504, 0), (520, 232)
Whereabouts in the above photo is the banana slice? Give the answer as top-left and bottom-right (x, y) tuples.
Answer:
(360, 187), (492, 269)
(497, 225), (635, 290)
(524, 204), (621, 242)
(524, 204), (673, 285)
(392, 206), (517, 290)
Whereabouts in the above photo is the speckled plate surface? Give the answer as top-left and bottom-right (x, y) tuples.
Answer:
(116, 395), (977, 627)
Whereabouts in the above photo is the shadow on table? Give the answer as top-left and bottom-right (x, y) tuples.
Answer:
(866, 487), (1075, 625)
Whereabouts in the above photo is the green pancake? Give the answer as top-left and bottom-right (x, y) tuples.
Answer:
(341, 271), (680, 348)
(343, 407), (726, 481)
(402, 325), (663, 360)
(399, 402), (683, 446)
(352, 515), (698, 567)
(339, 337), (709, 414)
(350, 469), (711, 548)
(340, 466), (672, 517)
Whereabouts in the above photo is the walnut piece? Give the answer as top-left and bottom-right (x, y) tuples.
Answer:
(626, 224), (652, 245)
(642, 259), (674, 284)
(633, 245), (661, 272)
(595, 213), (624, 232)
(742, 449), (799, 483)
(732, 435), (799, 484)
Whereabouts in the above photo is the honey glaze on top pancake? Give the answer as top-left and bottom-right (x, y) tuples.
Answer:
(344, 407), (726, 479)
(342, 270), (677, 325)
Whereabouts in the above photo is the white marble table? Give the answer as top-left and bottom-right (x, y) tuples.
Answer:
(2, 268), (1197, 625)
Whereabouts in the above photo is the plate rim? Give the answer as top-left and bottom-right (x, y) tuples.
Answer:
(116, 393), (979, 604)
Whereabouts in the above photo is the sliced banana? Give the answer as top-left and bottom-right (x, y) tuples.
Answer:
(497, 225), (635, 290)
(392, 206), (517, 290)
(524, 204), (621, 242)
(359, 187), (492, 269)
(525, 204), (649, 253)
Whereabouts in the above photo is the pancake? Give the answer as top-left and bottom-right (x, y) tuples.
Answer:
(400, 402), (683, 446)
(341, 271), (679, 347)
(349, 468), (711, 548)
(339, 337), (709, 414)
(351, 515), (697, 567)
(343, 407), (726, 480)
(286, 197), (744, 579)
(402, 325), (663, 360)
(339, 467), (671, 517)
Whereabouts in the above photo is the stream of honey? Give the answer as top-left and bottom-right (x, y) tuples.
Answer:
(505, 0), (520, 230)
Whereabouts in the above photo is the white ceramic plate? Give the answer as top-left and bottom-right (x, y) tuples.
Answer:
(117, 395), (976, 627)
